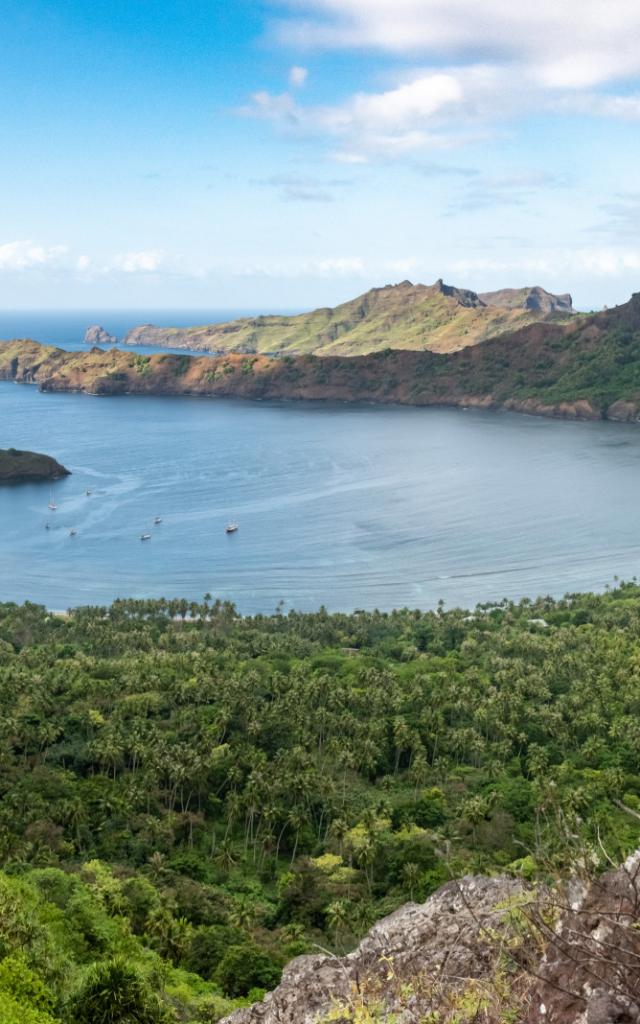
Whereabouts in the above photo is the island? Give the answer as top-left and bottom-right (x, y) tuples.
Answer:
(0, 447), (70, 483)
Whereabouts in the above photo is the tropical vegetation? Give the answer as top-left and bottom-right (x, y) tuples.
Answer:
(0, 585), (639, 1021)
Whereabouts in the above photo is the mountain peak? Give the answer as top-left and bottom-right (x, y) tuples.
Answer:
(480, 285), (574, 314)
(431, 278), (484, 308)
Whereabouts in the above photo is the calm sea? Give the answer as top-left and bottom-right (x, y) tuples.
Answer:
(2, 368), (640, 613)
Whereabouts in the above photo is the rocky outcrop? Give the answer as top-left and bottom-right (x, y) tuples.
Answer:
(0, 448), (70, 483)
(480, 287), (574, 314)
(221, 855), (640, 1024)
(220, 876), (526, 1024)
(84, 325), (117, 346)
(528, 852), (640, 1024)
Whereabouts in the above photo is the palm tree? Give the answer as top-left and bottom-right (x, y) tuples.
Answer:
(325, 900), (350, 950)
(402, 861), (420, 901)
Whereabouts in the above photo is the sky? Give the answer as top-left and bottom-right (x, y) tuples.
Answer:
(2, 0), (640, 310)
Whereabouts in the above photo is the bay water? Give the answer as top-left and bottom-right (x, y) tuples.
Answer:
(2, 371), (640, 613)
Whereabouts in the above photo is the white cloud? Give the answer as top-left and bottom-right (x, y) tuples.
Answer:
(0, 240), (68, 271)
(305, 256), (364, 274)
(274, 1), (640, 90)
(559, 93), (640, 120)
(232, 255), (366, 278)
(289, 65), (308, 87)
(449, 247), (640, 279)
(112, 250), (165, 273)
(246, 71), (469, 159)
(254, 1), (640, 161)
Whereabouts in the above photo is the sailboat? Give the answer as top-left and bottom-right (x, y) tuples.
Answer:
(69, 528), (77, 537)
(225, 521), (239, 534)
(154, 516), (162, 524)
(140, 533), (151, 541)
(48, 490), (57, 510)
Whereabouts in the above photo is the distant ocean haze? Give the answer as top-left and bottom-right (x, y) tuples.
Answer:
(0, 310), (297, 353)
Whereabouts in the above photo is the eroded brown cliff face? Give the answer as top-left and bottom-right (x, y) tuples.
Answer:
(0, 328), (636, 424)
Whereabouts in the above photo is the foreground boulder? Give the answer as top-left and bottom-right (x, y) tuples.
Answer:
(527, 851), (640, 1024)
(220, 875), (525, 1024)
(222, 853), (640, 1024)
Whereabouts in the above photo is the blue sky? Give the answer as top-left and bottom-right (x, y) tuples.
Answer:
(2, 0), (640, 310)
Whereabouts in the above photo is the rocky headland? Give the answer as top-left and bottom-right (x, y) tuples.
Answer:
(121, 280), (576, 357)
(0, 447), (70, 483)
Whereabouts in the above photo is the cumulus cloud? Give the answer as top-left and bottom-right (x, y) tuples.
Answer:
(273, 1), (640, 88)
(289, 65), (308, 87)
(245, 71), (470, 159)
(253, 1), (640, 160)
(0, 240), (68, 271)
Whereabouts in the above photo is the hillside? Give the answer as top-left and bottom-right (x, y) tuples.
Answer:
(5, 292), (640, 421)
(0, 447), (69, 483)
(121, 279), (575, 356)
(0, 587), (639, 1023)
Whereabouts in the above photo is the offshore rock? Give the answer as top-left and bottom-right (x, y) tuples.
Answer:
(84, 324), (117, 346)
(0, 448), (70, 483)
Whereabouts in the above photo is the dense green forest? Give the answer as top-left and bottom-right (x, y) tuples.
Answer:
(1, 587), (640, 1022)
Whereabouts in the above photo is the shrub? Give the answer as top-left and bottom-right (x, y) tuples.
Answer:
(214, 943), (281, 998)
(67, 957), (169, 1024)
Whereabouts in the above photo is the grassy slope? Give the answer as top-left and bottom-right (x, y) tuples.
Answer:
(122, 281), (574, 356)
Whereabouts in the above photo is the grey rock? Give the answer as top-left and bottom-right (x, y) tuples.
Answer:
(479, 286), (574, 314)
(527, 852), (640, 1024)
(220, 875), (524, 1024)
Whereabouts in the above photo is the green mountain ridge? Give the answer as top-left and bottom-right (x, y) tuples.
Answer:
(120, 279), (576, 356)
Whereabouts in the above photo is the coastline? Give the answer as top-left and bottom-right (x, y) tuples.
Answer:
(1, 335), (639, 426)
